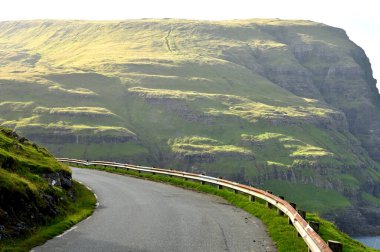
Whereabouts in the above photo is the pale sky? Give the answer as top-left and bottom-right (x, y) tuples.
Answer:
(1, 0), (379, 91)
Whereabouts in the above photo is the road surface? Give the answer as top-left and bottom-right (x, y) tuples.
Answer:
(33, 168), (276, 252)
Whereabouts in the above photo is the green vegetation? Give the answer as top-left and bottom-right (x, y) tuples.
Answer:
(33, 106), (116, 116)
(68, 164), (377, 252)
(260, 180), (351, 213)
(0, 127), (69, 174)
(0, 181), (96, 252)
(128, 86), (336, 120)
(241, 132), (334, 165)
(169, 136), (252, 157)
(307, 214), (378, 252)
(0, 19), (380, 234)
(0, 127), (96, 251)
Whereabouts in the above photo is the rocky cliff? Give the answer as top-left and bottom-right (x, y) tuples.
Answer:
(0, 19), (379, 235)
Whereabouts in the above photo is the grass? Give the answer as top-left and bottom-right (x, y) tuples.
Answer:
(259, 180), (351, 213)
(0, 126), (96, 251)
(241, 132), (333, 163)
(0, 19), (379, 228)
(128, 86), (336, 120)
(68, 163), (378, 252)
(0, 181), (96, 252)
(0, 127), (69, 174)
(169, 136), (252, 157)
(33, 106), (116, 116)
(18, 123), (136, 136)
(361, 192), (380, 206)
(307, 214), (378, 252)
(0, 168), (39, 196)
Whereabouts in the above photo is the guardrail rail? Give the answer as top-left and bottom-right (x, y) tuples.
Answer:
(57, 158), (342, 252)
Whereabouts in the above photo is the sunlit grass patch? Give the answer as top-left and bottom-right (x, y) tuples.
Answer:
(33, 106), (115, 117)
(169, 136), (252, 157)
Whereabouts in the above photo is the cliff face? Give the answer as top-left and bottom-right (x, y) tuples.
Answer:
(222, 23), (380, 164)
(291, 31), (380, 164)
(0, 19), (379, 235)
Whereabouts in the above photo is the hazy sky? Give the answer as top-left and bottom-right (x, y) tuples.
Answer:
(1, 0), (379, 90)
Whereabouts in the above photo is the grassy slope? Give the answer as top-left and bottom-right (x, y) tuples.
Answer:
(0, 19), (379, 221)
(0, 127), (96, 250)
(0, 181), (96, 252)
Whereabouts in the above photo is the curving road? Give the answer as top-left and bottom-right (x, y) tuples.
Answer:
(33, 168), (276, 252)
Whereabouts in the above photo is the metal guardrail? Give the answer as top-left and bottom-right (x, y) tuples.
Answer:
(57, 158), (334, 252)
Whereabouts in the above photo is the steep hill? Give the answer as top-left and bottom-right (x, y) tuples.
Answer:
(0, 126), (72, 239)
(0, 19), (379, 235)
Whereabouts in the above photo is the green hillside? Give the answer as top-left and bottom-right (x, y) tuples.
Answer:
(0, 126), (71, 239)
(1, 19), (380, 235)
(0, 127), (97, 251)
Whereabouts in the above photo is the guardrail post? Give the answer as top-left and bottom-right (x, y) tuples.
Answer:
(201, 181), (205, 185)
(328, 240), (343, 252)
(152, 172), (156, 175)
(234, 189), (238, 194)
(265, 191), (273, 208)
(308, 221), (320, 234)
(249, 195), (255, 202)
(277, 208), (284, 216)
(296, 210), (306, 238)
(266, 201), (273, 209)
(288, 202), (297, 225)
(277, 196), (285, 215)
(288, 217), (293, 225)
(290, 202), (297, 210)
(298, 209), (306, 220)
(218, 185), (223, 190)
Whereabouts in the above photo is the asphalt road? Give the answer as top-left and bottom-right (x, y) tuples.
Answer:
(33, 168), (276, 252)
